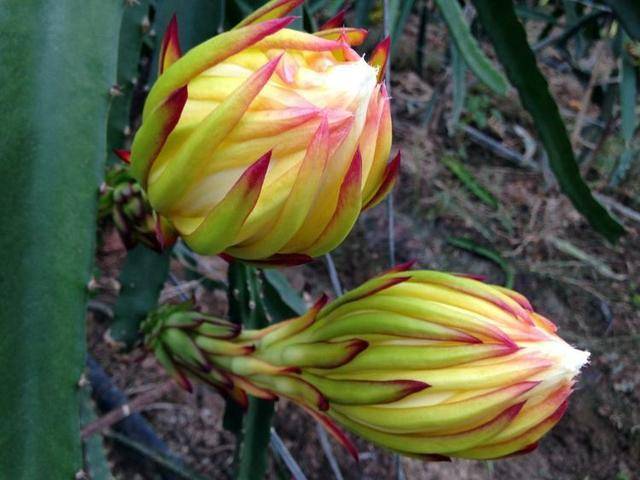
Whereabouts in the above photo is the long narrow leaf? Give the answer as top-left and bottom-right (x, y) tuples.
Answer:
(433, 0), (508, 95)
(447, 237), (515, 288)
(0, 1), (123, 477)
(602, 0), (640, 40)
(448, 42), (467, 133)
(612, 33), (638, 185)
(442, 156), (498, 209)
(471, 0), (625, 242)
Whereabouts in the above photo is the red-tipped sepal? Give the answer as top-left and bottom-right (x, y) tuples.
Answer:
(319, 7), (348, 30)
(363, 150), (401, 210)
(369, 36), (390, 83)
(159, 14), (182, 75)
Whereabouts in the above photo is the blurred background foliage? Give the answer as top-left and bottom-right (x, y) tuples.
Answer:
(2, 0), (639, 478)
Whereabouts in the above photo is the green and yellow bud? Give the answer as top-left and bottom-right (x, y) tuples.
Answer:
(99, 165), (171, 250)
(144, 268), (589, 461)
(126, 0), (397, 265)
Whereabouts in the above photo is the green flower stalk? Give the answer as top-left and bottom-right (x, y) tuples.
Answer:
(143, 266), (589, 461)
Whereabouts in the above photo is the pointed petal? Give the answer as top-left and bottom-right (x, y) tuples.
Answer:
(301, 405), (359, 461)
(329, 356), (552, 391)
(155, 215), (178, 251)
(227, 117), (330, 260)
(531, 312), (558, 333)
(317, 274), (411, 319)
(303, 373), (429, 405)
(259, 294), (328, 348)
(183, 152), (271, 254)
(452, 401), (567, 460)
(381, 259), (416, 275)
(332, 382), (536, 435)
(493, 286), (534, 312)
(234, 0), (304, 28)
(319, 7), (348, 30)
(144, 17), (294, 117)
(214, 353), (296, 376)
(402, 271), (535, 326)
(255, 28), (342, 52)
(309, 310), (481, 344)
(306, 148), (362, 257)
(194, 336), (254, 356)
(195, 319), (241, 339)
(159, 14), (181, 75)
(315, 27), (368, 46)
(253, 374), (329, 411)
(320, 293), (518, 347)
(149, 56), (280, 212)
(362, 86), (392, 200)
(265, 339), (368, 369)
(113, 149), (131, 164)
(154, 344), (193, 392)
(328, 343), (518, 374)
(227, 373), (278, 401)
(130, 86), (188, 187)
(363, 150), (401, 210)
(369, 36), (390, 83)
(330, 402), (525, 454)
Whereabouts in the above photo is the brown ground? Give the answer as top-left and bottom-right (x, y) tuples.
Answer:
(89, 11), (640, 480)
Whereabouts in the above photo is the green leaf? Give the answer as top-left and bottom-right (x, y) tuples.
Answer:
(390, 0), (417, 55)
(442, 155), (498, 209)
(602, 0), (640, 40)
(448, 42), (467, 133)
(109, 246), (171, 348)
(107, 0), (151, 163)
(447, 237), (515, 288)
(0, 1), (123, 477)
(620, 39), (638, 145)
(433, 0), (509, 95)
(612, 33), (638, 185)
(471, 0), (626, 242)
(514, 5), (557, 24)
(262, 269), (306, 316)
(354, 0), (375, 28)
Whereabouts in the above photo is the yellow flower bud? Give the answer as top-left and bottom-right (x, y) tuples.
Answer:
(128, 0), (397, 265)
(145, 267), (589, 461)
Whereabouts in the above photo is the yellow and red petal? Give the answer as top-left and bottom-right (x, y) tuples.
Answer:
(182, 152), (270, 254)
(234, 0), (304, 28)
(159, 14), (181, 75)
(130, 86), (188, 187)
(369, 36), (390, 83)
(144, 17), (294, 117)
(314, 27), (368, 46)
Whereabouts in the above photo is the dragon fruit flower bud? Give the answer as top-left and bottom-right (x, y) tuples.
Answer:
(127, 0), (397, 266)
(99, 165), (170, 251)
(145, 267), (589, 461)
